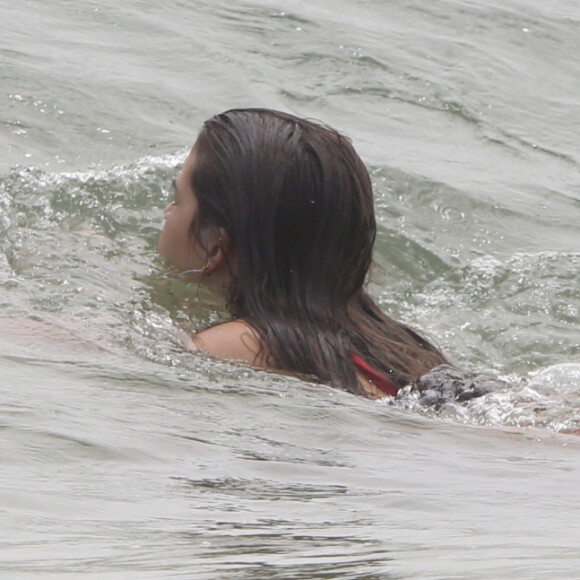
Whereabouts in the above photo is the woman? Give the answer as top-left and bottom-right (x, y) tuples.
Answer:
(158, 108), (448, 398)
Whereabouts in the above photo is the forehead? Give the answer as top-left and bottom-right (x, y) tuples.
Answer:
(184, 146), (197, 170)
(177, 147), (197, 184)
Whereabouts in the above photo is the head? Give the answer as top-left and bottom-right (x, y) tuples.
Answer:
(180, 108), (376, 320)
(159, 108), (447, 391)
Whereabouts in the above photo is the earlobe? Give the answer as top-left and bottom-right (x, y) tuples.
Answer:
(204, 227), (232, 273)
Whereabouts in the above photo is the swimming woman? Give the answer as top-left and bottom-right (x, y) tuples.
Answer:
(158, 108), (449, 398)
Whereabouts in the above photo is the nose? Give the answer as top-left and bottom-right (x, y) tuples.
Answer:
(163, 202), (174, 218)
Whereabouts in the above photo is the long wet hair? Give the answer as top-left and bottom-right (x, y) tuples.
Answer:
(190, 108), (447, 395)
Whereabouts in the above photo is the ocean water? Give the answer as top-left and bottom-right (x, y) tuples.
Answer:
(1, 0), (579, 578)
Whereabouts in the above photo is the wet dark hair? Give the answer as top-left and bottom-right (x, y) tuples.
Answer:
(190, 108), (447, 395)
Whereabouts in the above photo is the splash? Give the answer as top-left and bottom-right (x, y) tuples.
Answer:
(389, 363), (580, 434)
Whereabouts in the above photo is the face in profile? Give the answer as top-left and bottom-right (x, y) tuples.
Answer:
(158, 148), (206, 273)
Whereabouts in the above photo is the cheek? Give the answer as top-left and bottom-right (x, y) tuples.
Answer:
(158, 212), (183, 254)
(158, 211), (199, 267)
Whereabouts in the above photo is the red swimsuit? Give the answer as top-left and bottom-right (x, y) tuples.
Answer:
(352, 354), (398, 397)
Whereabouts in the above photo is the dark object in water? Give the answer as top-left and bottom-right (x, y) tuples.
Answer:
(406, 365), (506, 409)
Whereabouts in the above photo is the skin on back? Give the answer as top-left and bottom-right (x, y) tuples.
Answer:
(190, 321), (265, 366)
(191, 321), (387, 398)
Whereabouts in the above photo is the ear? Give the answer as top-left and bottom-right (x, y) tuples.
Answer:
(204, 227), (232, 274)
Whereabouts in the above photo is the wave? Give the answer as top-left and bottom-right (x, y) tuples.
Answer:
(388, 363), (580, 435)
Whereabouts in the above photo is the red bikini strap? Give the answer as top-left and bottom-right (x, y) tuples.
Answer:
(352, 354), (398, 397)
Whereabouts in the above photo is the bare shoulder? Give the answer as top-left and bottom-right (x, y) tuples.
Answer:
(189, 320), (267, 366)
